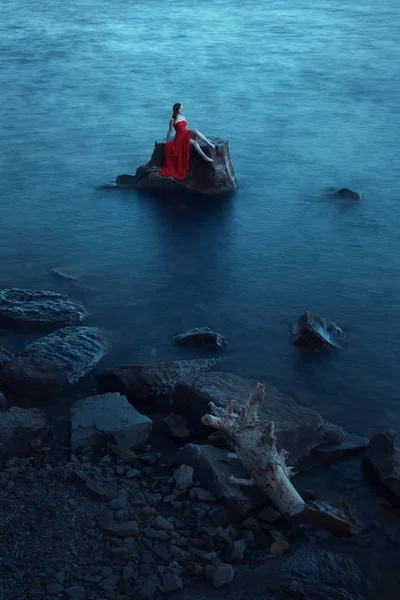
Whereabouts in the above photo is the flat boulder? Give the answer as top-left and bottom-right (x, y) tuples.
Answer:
(172, 371), (365, 467)
(0, 288), (87, 327)
(70, 392), (152, 451)
(0, 406), (48, 467)
(365, 430), (400, 499)
(292, 311), (343, 349)
(0, 326), (108, 396)
(176, 444), (266, 518)
(174, 327), (227, 350)
(96, 358), (219, 406)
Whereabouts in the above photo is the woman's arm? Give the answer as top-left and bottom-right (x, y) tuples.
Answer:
(165, 118), (174, 142)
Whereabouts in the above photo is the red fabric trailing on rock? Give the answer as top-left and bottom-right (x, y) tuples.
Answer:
(159, 120), (195, 180)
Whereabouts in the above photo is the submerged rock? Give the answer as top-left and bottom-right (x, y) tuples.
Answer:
(365, 430), (400, 499)
(292, 311), (343, 349)
(100, 139), (238, 196)
(70, 392), (152, 451)
(327, 187), (361, 200)
(0, 326), (108, 396)
(0, 406), (48, 467)
(172, 371), (364, 467)
(174, 326), (227, 350)
(96, 358), (219, 406)
(0, 288), (87, 327)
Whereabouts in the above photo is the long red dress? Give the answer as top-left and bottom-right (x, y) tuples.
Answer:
(159, 120), (194, 180)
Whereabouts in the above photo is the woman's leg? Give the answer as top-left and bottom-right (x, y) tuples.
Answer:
(190, 139), (213, 162)
(191, 128), (215, 150)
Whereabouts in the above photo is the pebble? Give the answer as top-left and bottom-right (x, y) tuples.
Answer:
(152, 544), (169, 561)
(212, 563), (235, 588)
(0, 390), (7, 410)
(173, 465), (194, 490)
(98, 575), (118, 591)
(109, 494), (128, 511)
(139, 574), (159, 599)
(161, 573), (183, 593)
(144, 528), (169, 540)
(154, 515), (174, 531)
(53, 572), (66, 584)
(65, 586), (86, 600)
(269, 540), (289, 555)
(224, 539), (248, 562)
(190, 487), (217, 502)
(45, 583), (64, 595)
(170, 545), (190, 563)
(126, 469), (141, 479)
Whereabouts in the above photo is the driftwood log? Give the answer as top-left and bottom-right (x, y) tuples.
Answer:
(201, 383), (306, 519)
(99, 138), (238, 196)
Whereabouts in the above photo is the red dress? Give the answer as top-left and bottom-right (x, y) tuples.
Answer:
(159, 120), (194, 180)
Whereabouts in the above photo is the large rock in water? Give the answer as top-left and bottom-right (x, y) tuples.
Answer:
(96, 359), (219, 407)
(172, 371), (367, 467)
(174, 326), (227, 350)
(0, 407), (48, 467)
(0, 288), (87, 327)
(70, 392), (152, 451)
(111, 139), (238, 196)
(365, 430), (400, 499)
(0, 326), (108, 397)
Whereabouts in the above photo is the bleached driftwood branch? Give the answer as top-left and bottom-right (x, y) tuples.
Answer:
(201, 383), (306, 519)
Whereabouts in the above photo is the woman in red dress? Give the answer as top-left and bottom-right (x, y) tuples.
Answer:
(159, 103), (215, 180)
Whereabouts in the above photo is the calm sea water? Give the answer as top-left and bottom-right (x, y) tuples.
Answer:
(0, 0), (399, 437)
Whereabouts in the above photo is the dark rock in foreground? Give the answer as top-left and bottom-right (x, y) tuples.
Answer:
(0, 406), (48, 467)
(365, 430), (400, 499)
(177, 444), (266, 518)
(174, 327), (227, 350)
(174, 545), (388, 600)
(172, 371), (366, 467)
(0, 347), (13, 365)
(100, 139), (238, 196)
(0, 288), (87, 327)
(292, 311), (343, 349)
(0, 326), (108, 396)
(96, 359), (219, 406)
(70, 392), (152, 451)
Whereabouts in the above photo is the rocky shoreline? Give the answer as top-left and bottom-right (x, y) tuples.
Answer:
(1, 288), (400, 599)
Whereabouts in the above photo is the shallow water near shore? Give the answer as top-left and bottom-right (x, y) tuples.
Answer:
(1, 0), (400, 532)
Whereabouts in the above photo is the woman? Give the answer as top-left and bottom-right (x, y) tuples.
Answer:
(159, 103), (215, 180)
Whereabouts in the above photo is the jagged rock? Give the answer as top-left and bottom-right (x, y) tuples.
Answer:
(312, 432), (368, 462)
(172, 371), (365, 467)
(0, 391), (7, 411)
(176, 444), (266, 518)
(96, 359), (219, 406)
(102, 139), (238, 196)
(0, 406), (48, 467)
(174, 327), (227, 350)
(67, 468), (112, 502)
(366, 430), (400, 499)
(0, 326), (108, 396)
(0, 347), (13, 365)
(70, 392), (152, 451)
(0, 288), (87, 327)
(298, 500), (364, 537)
(163, 413), (191, 440)
(292, 311), (343, 349)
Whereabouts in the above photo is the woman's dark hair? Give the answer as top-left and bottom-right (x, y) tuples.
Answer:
(172, 103), (181, 120)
